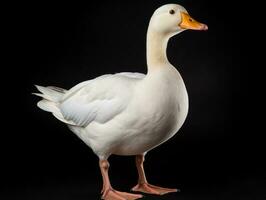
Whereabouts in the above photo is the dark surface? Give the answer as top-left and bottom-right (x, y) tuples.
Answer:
(2, 0), (265, 199)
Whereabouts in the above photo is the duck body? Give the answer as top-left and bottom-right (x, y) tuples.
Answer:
(66, 65), (188, 158)
(34, 4), (206, 199)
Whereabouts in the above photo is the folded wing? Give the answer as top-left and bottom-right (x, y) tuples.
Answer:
(59, 73), (145, 127)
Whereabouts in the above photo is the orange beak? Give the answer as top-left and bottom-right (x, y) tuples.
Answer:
(179, 12), (208, 31)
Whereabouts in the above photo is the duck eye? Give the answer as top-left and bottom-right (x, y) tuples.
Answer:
(169, 9), (175, 15)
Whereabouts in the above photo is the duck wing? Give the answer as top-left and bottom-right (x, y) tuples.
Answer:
(58, 73), (145, 127)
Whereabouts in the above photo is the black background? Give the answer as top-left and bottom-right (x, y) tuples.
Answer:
(2, 0), (265, 199)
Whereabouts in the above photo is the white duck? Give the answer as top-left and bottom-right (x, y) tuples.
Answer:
(34, 4), (207, 200)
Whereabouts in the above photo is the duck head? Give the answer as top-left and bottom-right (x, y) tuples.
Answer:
(146, 4), (208, 69)
(149, 4), (208, 36)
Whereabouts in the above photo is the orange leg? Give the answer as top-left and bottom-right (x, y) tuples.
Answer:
(131, 154), (178, 195)
(99, 160), (143, 200)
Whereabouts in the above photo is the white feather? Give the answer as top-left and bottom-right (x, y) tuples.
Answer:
(34, 85), (65, 102)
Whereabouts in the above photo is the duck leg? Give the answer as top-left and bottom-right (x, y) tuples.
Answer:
(99, 159), (143, 200)
(131, 154), (178, 195)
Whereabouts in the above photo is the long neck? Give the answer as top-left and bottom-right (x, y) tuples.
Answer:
(146, 27), (170, 72)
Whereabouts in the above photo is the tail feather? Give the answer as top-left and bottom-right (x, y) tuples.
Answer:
(47, 86), (67, 93)
(33, 85), (76, 125)
(34, 85), (66, 102)
(32, 92), (47, 99)
(33, 84), (66, 113)
(37, 99), (58, 112)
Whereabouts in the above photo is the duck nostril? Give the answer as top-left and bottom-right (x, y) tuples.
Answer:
(189, 18), (193, 22)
